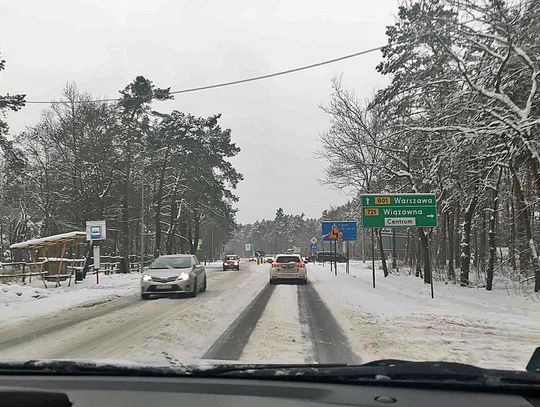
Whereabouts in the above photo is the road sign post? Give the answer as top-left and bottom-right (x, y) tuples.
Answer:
(371, 228), (375, 288)
(86, 220), (106, 284)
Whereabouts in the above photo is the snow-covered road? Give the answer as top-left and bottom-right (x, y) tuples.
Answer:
(1, 260), (537, 370)
(0, 264), (268, 364)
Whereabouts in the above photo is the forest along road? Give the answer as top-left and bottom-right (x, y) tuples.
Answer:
(0, 262), (268, 363)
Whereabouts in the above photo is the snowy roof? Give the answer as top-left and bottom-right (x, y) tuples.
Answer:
(10, 231), (87, 250)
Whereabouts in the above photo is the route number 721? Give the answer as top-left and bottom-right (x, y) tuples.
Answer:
(364, 208), (379, 216)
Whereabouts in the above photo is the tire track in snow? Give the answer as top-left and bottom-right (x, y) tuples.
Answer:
(202, 283), (275, 360)
(297, 283), (361, 364)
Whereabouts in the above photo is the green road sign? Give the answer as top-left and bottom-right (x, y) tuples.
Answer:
(361, 193), (437, 228)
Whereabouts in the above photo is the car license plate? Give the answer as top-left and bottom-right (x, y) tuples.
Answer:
(156, 285), (173, 290)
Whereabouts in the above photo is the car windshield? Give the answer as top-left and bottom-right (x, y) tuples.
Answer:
(1, 0), (538, 378)
(149, 257), (192, 269)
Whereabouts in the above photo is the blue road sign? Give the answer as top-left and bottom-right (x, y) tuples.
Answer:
(321, 220), (357, 241)
(255, 250), (265, 257)
(310, 243), (318, 251)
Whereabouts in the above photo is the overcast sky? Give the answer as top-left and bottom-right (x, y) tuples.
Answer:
(0, 0), (399, 224)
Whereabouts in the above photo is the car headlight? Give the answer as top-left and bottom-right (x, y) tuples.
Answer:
(178, 272), (190, 281)
(142, 274), (152, 282)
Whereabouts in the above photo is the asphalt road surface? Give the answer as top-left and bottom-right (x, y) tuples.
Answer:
(0, 261), (361, 364)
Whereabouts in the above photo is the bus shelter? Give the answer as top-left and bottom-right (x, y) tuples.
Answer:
(9, 231), (88, 288)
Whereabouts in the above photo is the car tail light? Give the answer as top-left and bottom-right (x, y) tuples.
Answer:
(295, 262), (305, 268)
(272, 262), (278, 268)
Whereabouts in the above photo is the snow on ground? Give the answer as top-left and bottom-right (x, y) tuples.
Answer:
(0, 273), (141, 329)
(308, 261), (540, 370)
(240, 284), (313, 364)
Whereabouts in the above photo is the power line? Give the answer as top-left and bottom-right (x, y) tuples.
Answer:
(23, 46), (384, 105)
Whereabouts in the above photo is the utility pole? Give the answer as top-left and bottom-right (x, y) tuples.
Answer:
(211, 219), (214, 261)
(140, 164), (145, 273)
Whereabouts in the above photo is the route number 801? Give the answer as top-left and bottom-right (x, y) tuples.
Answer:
(375, 196), (391, 204)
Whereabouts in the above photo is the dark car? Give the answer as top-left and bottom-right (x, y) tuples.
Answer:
(315, 251), (348, 263)
(223, 255), (240, 271)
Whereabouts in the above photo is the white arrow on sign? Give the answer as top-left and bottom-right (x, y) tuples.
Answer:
(426, 214), (435, 218)
(365, 197), (370, 205)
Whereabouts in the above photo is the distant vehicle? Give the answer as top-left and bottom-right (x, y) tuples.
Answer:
(141, 254), (206, 299)
(248, 257), (257, 262)
(316, 251), (348, 263)
(305, 255), (315, 263)
(223, 254), (240, 271)
(270, 254), (307, 285)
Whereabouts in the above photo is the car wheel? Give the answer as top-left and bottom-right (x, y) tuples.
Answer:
(189, 279), (198, 297)
(222, 267), (226, 271)
(201, 276), (207, 292)
(236, 266), (240, 271)
(269, 279), (276, 285)
(141, 293), (150, 300)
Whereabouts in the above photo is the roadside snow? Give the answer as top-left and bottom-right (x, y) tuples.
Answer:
(240, 284), (313, 363)
(309, 261), (540, 370)
(0, 273), (140, 329)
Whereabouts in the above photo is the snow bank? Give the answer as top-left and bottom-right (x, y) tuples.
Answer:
(308, 261), (540, 370)
(0, 273), (141, 329)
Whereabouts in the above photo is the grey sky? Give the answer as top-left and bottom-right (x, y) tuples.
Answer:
(0, 0), (398, 224)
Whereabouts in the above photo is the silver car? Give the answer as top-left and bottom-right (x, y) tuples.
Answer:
(141, 254), (206, 299)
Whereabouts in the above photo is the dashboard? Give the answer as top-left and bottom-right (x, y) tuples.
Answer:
(1, 375), (538, 407)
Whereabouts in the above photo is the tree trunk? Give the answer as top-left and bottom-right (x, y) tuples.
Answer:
(510, 162), (540, 291)
(486, 168), (503, 290)
(165, 187), (178, 255)
(438, 211), (447, 268)
(447, 209), (455, 281)
(121, 140), (132, 272)
(391, 228), (397, 269)
(192, 209), (201, 255)
(509, 187), (517, 272)
(405, 228), (411, 266)
(376, 229), (389, 277)
(460, 195), (478, 286)
(416, 230), (422, 278)
(455, 202), (461, 270)
(479, 210), (486, 274)
(153, 149), (169, 256)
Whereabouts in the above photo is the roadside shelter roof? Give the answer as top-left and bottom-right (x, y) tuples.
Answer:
(10, 231), (87, 250)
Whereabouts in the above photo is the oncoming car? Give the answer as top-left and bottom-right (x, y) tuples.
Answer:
(269, 254), (307, 284)
(223, 254), (240, 271)
(141, 254), (206, 299)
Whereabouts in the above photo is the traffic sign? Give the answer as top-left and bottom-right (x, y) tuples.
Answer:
(310, 237), (317, 244)
(321, 221), (357, 241)
(255, 250), (265, 257)
(361, 193), (437, 228)
(86, 220), (106, 241)
(310, 243), (318, 251)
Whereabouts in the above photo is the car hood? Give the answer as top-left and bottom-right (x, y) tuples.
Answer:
(145, 268), (192, 278)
